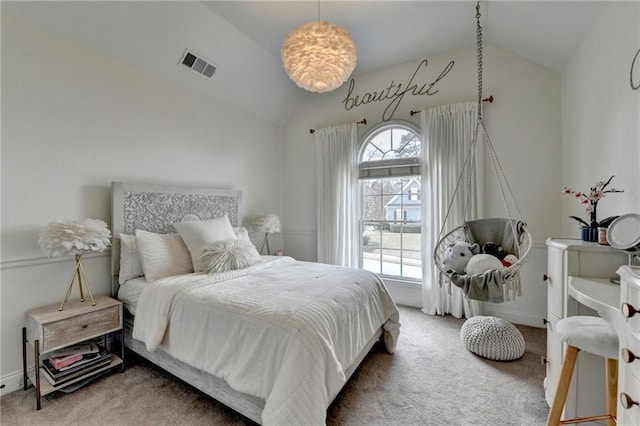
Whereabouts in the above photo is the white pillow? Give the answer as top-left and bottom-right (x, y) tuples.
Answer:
(134, 230), (193, 282)
(173, 215), (238, 272)
(234, 227), (254, 245)
(118, 233), (144, 284)
(200, 239), (261, 273)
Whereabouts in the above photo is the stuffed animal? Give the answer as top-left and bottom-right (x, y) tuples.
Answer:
(466, 254), (505, 275)
(482, 242), (506, 260)
(501, 254), (519, 268)
(443, 241), (480, 274)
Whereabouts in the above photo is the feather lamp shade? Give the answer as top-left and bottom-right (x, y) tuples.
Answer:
(281, 21), (357, 93)
(253, 214), (281, 255)
(38, 219), (111, 257)
(38, 218), (111, 310)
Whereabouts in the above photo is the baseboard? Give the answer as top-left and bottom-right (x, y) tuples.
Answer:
(384, 280), (422, 308)
(481, 305), (545, 328)
(1, 369), (29, 396)
(387, 280), (545, 327)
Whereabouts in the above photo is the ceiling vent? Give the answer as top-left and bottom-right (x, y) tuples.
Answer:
(179, 49), (216, 78)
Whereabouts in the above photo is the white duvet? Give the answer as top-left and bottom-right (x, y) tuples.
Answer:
(132, 256), (400, 425)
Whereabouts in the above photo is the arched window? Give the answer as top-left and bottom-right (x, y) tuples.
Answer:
(359, 123), (422, 280)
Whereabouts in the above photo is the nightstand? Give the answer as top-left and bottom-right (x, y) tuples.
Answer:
(22, 295), (124, 409)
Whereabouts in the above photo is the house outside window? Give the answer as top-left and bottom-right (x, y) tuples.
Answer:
(359, 122), (422, 280)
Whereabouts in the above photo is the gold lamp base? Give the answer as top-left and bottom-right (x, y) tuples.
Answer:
(59, 254), (96, 311)
(258, 233), (271, 255)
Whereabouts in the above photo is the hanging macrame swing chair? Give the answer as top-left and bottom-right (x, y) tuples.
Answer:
(433, 2), (532, 303)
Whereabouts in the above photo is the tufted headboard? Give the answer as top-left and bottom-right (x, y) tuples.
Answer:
(110, 181), (242, 295)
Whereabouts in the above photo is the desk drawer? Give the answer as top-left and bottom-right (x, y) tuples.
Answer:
(622, 328), (640, 383)
(545, 314), (563, 403)
(625, 283), (640, 335)
(41, 305), (121, 352)
(620, 370), (640, 425)
(547, 247), (564, 317)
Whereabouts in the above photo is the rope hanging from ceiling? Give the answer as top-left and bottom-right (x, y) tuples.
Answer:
(432, 2), (532, 303)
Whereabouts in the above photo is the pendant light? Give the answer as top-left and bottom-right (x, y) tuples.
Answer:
(281, 2), (357, 93)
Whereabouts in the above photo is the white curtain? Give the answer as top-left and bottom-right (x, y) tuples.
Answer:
(314, 122), (359, 267)
(420, 102), (484, 318)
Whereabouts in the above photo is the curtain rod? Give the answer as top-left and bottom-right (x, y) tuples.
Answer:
(409, 95), (494, 116)
(310, 118), (367, 134)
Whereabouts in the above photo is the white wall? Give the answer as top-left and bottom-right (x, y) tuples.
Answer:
(0, 13), (285, 393)
(561, 1), (640, 235)
(282, 42), (562, 325)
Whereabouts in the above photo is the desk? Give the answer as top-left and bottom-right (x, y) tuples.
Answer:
(544, 239), (628, 418)
(568, 276), (622, 334)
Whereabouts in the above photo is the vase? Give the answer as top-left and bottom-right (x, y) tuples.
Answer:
(581, 226), (598, 242)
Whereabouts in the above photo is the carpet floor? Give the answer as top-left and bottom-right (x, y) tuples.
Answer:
(1, 306), (549, 425)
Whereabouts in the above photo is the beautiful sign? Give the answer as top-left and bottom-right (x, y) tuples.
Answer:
(631, 47), (639, 91)
(342, 59), (455, 121)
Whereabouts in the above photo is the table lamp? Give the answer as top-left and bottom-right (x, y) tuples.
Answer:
(253, 214), (281, 255)
(38, 218), (111, 310)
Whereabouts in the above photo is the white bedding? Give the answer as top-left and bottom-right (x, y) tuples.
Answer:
(117, 277), (147, 315)
(131, 256), (400, 425)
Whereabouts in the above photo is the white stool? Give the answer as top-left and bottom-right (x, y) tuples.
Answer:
(547, 316), (618, 426)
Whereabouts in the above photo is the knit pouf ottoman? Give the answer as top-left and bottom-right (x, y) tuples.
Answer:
(460, 316), (525, 361)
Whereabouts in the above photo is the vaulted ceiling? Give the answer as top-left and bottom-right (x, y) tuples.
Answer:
(2, 1), (607, 125)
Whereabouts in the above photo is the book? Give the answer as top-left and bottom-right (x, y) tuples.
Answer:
(58, 371), (109, 393)
(43, 346), (111, 380)
(48, 342), (99, 358)
(48, 353), (83, 370)
(41, 358), (112, 387)
(56, 352), (102, 372)
(44, 352), (101, 376)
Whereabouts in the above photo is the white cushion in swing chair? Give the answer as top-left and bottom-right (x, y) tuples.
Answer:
(460, 316), (525, 361)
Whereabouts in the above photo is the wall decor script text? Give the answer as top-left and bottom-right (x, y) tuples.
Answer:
(631, 47), (640, 91)
(342, 59), (455, 121)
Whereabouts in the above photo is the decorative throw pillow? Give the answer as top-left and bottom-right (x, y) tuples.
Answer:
(135, 230), (193, 282)
(118, 233), (144, 284)
(200, 239), (261, 273)
(173, 215), (238, 272)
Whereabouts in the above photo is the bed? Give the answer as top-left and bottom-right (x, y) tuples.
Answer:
(110, 182), (400, 425)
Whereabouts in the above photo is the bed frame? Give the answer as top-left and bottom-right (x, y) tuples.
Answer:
(110, 181), (382, 424)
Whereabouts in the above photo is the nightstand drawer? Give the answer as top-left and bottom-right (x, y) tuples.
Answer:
(26, 296), (123, 353)
(42, 305), (120, 352)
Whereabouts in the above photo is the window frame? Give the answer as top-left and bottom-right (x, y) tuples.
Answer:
(358, 121), (422, 283)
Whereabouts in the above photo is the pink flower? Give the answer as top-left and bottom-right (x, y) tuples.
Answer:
(590, 191), (604, 201)
(564, 175), (624, 227)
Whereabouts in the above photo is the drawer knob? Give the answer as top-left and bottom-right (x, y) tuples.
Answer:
(542, 273), (549, 281)
(543, 318), (549, 326)
(541, 356), (548, 365)
(81, 324), (88, 329)
(622, 348), (637, 363)
(622, 303), (638, 318)
(620, 392), (639, 409)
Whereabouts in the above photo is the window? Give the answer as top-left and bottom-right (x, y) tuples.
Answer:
(409, 187), (419, 201)
(359, 123), (422, 280)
